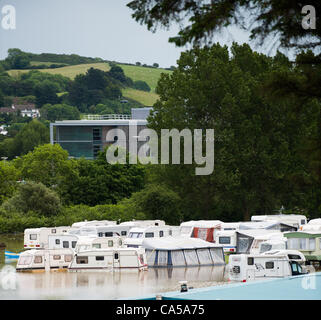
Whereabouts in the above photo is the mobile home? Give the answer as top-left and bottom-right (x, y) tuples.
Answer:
(24, 227), (71, 249)
(251, 214), (307, 229)
(124, 226), (180, 248)
(235, 230), (286, 254)
(68, 247), (147, 271)
(284, 231), (321, 264)
(179, 220), (223, 242)
(228, 250), (307, 282)
(16, 248), (74, 272)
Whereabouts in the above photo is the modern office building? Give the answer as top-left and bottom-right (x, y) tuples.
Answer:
(50, 108), (152, 159)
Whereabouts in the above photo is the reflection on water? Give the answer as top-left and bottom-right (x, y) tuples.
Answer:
(0, 265), (227, 300)
(0, 234), (228, 300)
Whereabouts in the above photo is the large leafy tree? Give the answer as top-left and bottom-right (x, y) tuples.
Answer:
(147, 43), (312, 220)
(63, 151), (146, 206)
(0, 161), (20, 205)
(2, 181), (62, 216)
(14, 144), (78, 202)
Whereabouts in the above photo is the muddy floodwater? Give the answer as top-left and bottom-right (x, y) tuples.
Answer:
(0, 234), (229, 300)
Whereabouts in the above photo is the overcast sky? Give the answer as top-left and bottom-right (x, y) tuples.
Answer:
(0, 0), (264, 68)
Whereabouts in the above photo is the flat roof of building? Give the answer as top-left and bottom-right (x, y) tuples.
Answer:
(51, 119), (147, 126)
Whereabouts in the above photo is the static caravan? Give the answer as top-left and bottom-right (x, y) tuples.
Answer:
(75, 236), (124, 253)
(235, 230), (286, 254)
(251, 214), (307, 229)
(68, 247), (147, 271)
(24, 226), (71, 249)
(68, 226), (100, 237)
(302, 219), (321, 232)
(120, 220), (166, 227)
(124, 226), (180, 248)
(214, 230), (237, 253)
(239, 220), (297, 232)
(179, 220), (223, 242)
(47, 234), (94, 251)
(228, 250), (307, 282)
(284, 231), (321, 264)
(16, 248), (74, 272)
(142, 237), (225, 268)
(71, 220), (116, 228)
(96, 225), (134, 238)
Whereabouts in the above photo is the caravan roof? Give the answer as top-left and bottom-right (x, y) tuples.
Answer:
(141, 236), (220, 250)
(180, 220), (222, 228)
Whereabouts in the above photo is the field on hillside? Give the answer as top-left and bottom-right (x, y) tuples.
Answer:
(118, 64), (172, 92)
(8, 63), (111, 79)
(122, 88), (159, 106)
(8, 62), (172, 105)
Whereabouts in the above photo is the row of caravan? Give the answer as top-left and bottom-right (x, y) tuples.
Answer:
(17, 215), (320, 278)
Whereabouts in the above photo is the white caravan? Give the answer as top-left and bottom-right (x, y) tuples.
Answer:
(68, 247), (147, 271)
(75, 236), (124, 253)
(302, 219), (321, 232)
(214, 230), (238, 253)
(251, 214), (307, 229)
(71, 220), (117, 228)
(179, 220), (223, 242)
(16, 248), (74, 272)
(235, 229), (286, 254)
(24, 227), (71, 249)
(239, 220), (297, 232)
(124, 226), (180, 248)
(228, 249), (307, 282)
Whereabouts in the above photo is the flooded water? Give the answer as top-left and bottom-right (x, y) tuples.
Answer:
(0, 234), (228, 300)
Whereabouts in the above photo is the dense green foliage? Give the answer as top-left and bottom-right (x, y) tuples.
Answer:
(146, 43), (321, 221)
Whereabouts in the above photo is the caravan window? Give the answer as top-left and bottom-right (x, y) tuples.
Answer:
(98, 232), (103, 237)
(63, 241), (69, 248)
(34, 256), (43, 264)
(51, 229), (56, 234)
(53, 255), (61, 260)
(129, 232), (143, 238)
(72, 241), (77, 248)
(105, 232), (113, 237)
(219, 237), (231, 244)
(301, 220), (306, 225)
(96, 256), (104, 261)
(108, 240), (114, 247)
(121, 231), (127, 236)
(265, 262), (274, 269)
(30, 234), (37, 240)
(288, 254), (301, 260)
(247, 257), (254, 265)
(64, 255), (73, 262)
(309, 238), (316, 251)
(19, 256), (32, 265)
(159, 231), (164, 238)
(76, 256), (88, 264)
(114, 253), (119, 260)
(93, 244), (101, 249)
(145, 232), (154, 238)
(55, 239), (60, 245)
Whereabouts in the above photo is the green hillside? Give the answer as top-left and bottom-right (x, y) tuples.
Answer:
(8, 62), (171, 105)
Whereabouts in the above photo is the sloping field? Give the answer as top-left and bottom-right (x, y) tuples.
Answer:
(8, 63), (111, 79)
(8, 62), (171, 105)
(117, 64), (172, 92)
(122, 88), (159, 106)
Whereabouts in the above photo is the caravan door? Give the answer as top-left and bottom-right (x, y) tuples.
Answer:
(113, 251), (120, 269)
(246, 269), (255, 280)
(44, 251), (50, 271)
